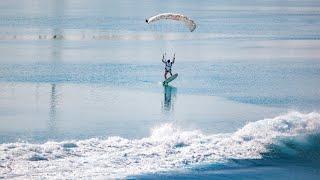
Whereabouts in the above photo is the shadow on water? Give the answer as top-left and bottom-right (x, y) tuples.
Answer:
(48, 84), (58, 134)
(162, 85), (177, 115)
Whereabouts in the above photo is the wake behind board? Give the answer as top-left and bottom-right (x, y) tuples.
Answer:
(163, 73), (178, 85)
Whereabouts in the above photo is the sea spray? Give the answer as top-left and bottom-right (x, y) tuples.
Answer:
(0, 111), (319, 178)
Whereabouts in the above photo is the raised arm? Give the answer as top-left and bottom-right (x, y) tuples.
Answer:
(172, 53), (175, 64)
(162, 53), (166, 63)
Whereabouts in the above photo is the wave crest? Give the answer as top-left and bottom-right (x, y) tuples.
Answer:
(0, 111), (319, 178)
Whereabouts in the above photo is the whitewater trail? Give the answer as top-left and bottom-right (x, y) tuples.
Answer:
(0, 111), (320, 179)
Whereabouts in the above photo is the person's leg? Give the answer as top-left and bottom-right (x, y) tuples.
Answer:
(169, 70), (172, 76)
(164, 71), (168, 79)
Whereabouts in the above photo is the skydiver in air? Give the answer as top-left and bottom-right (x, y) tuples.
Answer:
(162, 53), (175, 79)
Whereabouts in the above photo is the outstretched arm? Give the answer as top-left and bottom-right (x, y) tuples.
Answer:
(162, 53), (166, 63)
(172, 53), (175, 64)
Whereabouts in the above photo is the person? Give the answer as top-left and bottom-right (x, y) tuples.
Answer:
(162, 53), (175, 79)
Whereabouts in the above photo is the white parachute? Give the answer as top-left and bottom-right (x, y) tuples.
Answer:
(146, 13), (197, 32)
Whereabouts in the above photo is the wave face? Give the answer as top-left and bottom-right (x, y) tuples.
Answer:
(0, 112), (320, 179)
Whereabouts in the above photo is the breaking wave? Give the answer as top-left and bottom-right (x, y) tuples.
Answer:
(0, 111), (319, 179)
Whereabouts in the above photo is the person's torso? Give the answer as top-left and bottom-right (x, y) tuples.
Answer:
(165, 61), (172, 69)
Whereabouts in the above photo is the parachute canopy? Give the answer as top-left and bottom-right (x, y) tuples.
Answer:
(146, 13), (197, 32)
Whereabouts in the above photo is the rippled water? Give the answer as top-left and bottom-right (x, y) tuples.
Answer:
(0, 0), (320, 179)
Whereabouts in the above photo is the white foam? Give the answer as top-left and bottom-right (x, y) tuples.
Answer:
(0, 111), (319, 179)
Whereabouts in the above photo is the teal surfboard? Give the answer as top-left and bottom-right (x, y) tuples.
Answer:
(163, 73), (178, 86)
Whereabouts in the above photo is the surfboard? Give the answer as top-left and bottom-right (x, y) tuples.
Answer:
(163, 73), (178, 86)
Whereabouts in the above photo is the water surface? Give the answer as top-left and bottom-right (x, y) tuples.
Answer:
(0, 0), (320, 179)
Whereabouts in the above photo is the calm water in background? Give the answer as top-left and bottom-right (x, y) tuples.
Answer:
(0, 0), (320, 179)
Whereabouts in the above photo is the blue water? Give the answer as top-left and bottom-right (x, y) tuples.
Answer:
(1, 61), (320, 110)
(0, 0), (320, 179)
